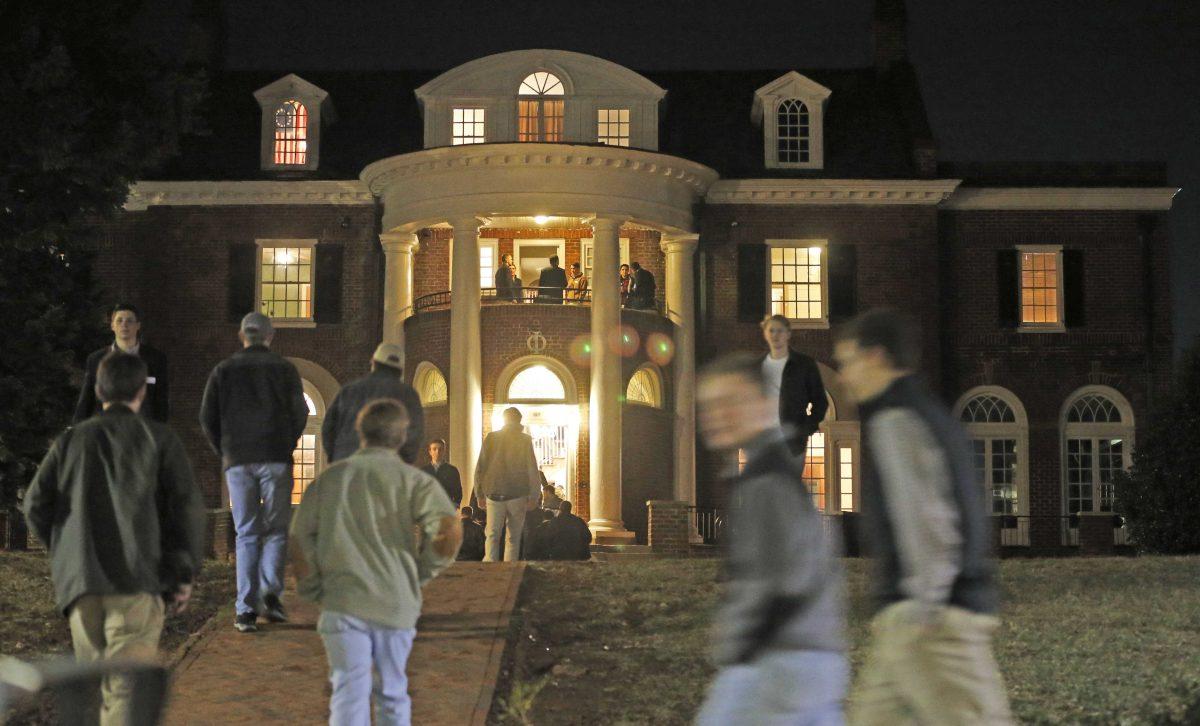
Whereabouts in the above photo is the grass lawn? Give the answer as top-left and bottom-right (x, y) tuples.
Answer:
(493, 557), (1200, 725)
(0, 551), (236, 724)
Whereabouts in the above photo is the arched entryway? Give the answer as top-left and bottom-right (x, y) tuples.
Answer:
(494, 356), (580, 504)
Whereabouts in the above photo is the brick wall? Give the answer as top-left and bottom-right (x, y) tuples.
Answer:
(647, 500), (690, 555)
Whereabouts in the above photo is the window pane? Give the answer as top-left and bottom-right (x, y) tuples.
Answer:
(766, 245), (823, 320)
(839, 446), (854, 512)
(273, 100), (309, 165)
(1019, 251), (1060, 324)
(259, 245), (314, 320)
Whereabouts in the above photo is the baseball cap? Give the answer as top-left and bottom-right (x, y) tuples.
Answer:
(372, 342), (405, 369)
(240, 312), (273, 335)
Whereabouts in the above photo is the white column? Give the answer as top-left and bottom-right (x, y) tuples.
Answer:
(379, 232), (419, 345)
(662, 234), (699, 508)
(449, 216), (483, 507)
(589, 216), (635, 543)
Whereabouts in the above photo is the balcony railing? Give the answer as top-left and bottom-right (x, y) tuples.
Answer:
(412, 287), (664, 315)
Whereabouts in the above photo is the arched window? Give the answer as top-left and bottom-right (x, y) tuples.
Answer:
(776, 99), (810, 164)
(955, 388), (1028, 520)
(413, 362), (448, 407)
(625, 365), (662, 408)
(518, 72), (564, 142)
(273, 100), (309, 165)
(507, 364), (567, 402)
(1062, 386), (1134, 515)
(293, 380), (325, 504)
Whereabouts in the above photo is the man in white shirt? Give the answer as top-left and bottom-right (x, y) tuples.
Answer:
(760, 314), (829, 455)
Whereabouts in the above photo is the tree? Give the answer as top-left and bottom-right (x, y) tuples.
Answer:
(0, 1), (206, 539)
(1113, 346), (1200, 554)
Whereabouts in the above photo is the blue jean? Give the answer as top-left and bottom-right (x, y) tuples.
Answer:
(318, 611), (416, 726)
(225, 462), (292, 616)
(695, 649), (848, 726)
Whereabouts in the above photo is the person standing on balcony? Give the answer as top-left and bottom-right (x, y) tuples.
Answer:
(74, 303), (170, 423)
(619, 263), (633, 306)
(625, 261), (656, 310)
(322, 342), (426, 466)
(536, 254), (567, 304)
(694, 351), (847, 725)
(474, 407), (541, 562)
(496, 252), (519, 302)
(761, 313), (828, 457)
(833, 309), (1011, 725)
(566, 261), (588, 302)
(420, 438), (462, 507)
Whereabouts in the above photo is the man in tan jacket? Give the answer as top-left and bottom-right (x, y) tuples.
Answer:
(474, 407), (541, 562)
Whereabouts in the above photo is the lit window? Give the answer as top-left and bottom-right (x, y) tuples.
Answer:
(626, 366), (662, 407)
(508, 365), (566, 402)
(518, 72), (564, 142)
(597, 109), (630, 146)
(452, 108), (486, 145)
(769, 245), (824, 321)
(480, 244), (496, 289)
(413, 363), (448, 406)
(259, 245), (313, 320)
(1020, 250), (1061, 325)
(838, 447), (854, 512)
(292, 382), (324, 505)
(776, 99), (810, 164)
(803, 431), (826, 511)
(273, 100), (308, 165)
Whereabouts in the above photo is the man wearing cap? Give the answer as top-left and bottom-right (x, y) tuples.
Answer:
(474, 406), (541, 562)
(200, 312), (309, 633)
(322, 342), (426, 465)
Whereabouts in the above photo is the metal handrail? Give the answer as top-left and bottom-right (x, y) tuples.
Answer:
(412, 287), (665, 314)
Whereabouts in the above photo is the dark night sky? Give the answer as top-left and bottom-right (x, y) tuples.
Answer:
(137, 0), (1200, 352)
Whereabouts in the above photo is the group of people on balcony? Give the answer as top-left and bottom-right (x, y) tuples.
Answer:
(491, 253), (657, 309)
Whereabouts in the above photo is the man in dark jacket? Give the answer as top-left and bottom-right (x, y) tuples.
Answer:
(474, 407), (541, 562)
(74, 303), (170, 423)
(322, 342), (425, 464)
(835, 309), (1012, 725)
(457, 506), (486, 561)
(200, 312), (308, 632)
(25, 352), (203, 726)
(545, 501), (592, 561)
(761, 313), (829, 456)
(496, 253), (519, 301)
(625, 261), (656, 310)
(536, 254), (567, 304)
(693, 351), (847, 724)
(420, 438), (462, 507)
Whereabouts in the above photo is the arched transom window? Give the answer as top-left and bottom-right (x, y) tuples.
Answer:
(273, 100), (309, 165)
(413, 362), (448, 407)
(518, 72), (564, 142)
(626, 366), (662, 408)
(508, 364), (567, 402)
(1063, 387), (1134, 516)
(957, 388), (1027, 519)
(776, 99), (810, 164)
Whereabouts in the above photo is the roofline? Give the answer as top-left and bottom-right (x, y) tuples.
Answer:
(942, 187), (1180, 211)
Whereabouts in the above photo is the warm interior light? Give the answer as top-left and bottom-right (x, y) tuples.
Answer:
(809, 246), (822, 259)
(534, 215), (549, 225)
(277, 249), (295, 264)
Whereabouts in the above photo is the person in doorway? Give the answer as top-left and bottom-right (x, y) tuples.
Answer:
(545, 501), (592, 561)
(74, 303), (170, 423)
(566, 261), (589, 302)
(291, 398), (461, 726)
(694, 351), (847, 725)
(496, 253), (519, 302)
(474, 407), (541, 562)
(536, 254), (567, 304)
(322, 342), (426, 465)
(625, 261), (656, 310)
(26, 352), (203, 726)
(834, 309), (1012, 725)
(457, 506), (486, 561)
(619, 263), (633, 306)
(420, 438), (462, 507)
(761, 313), (829, 457)
(200, 312), (308, 633)
(540, 481), (564, 511)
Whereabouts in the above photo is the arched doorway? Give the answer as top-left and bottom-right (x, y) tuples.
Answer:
(494, 356), (580, 504)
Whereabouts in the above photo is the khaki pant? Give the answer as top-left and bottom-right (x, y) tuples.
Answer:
(484, 497), (528, 562)
(848, 600), (1013, 726)
(68, 592), (165, 726)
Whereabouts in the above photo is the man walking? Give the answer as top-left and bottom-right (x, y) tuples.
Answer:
(322, 342), (425, 465)
(761, 313), (829, 456)
(74, 303), (170, 423)
(200, 312), (308, 633)
(693, 351), (848, 725)
(25, 352), (203, 726)
(833, 309), (1012, 725)
(474, 407), (541, 562)
(291, 398), (461, 725)
(419, 438), (462, 506)
(536, 254), (567, 304)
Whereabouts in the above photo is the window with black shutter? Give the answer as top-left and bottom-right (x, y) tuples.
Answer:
(996, 249), (1019, 329)
(1062, 249), (1085, 328)
(737, 244), (767, 322)
(828, 244), (857, 320)
(228, 243), (257, 322)
(1014, 246), (1066, 330)
(314, 243), (344, 324)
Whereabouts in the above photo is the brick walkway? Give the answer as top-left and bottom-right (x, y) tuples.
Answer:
(164, 562), (525, 725)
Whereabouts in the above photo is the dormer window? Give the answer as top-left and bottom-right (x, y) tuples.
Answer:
(254, 74), (331, 173)
(776, 99), (810, 164)
(518, 72), (564, 142)
(273, 100), (309, 165)
(753, 71), (830, 170)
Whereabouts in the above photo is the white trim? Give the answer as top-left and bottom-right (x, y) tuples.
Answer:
(412, 361), (449, 408)
(124, 181), (373, 210)
(1016, 245), (1065, 333)
(254, 75), (331, 173)
(1060, 385), (1136, 516)
(943, 187), (1179, 211)
(706, 179), (962, 206)
(624, 362), (664, 409)
(765, 239), (829, 329)
(953, 386), (1030, 517)
(495, 355), (579, 405)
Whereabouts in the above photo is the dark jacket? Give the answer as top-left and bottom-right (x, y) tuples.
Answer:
(474, 424), (540, 501)
(322, 368), (426, 464)
(74, 344), (170, 423)
(199, 345), (308, 469)
(420, 462), (463, 506)
(496, 264), (519, 300)
(773, 350), (829, 455)
(24, 405), (204, 614)
(857, 374), (998, 615)
(627, 267), (656, 309)
(536, 265), (567, 303)
(457, 518), (485, 561)
(714, 430), (845, 665)
(546, 512), (592, 560)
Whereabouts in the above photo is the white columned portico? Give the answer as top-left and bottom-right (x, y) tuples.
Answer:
(588, 216), (635, 543)
(662, 234), (699, 507)
(449, 216), (483, 506)
(379, 232), (420, 344)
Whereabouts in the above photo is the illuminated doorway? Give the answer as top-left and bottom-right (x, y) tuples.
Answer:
(494, 358), (580, 503)
(514, 239), (566, 289)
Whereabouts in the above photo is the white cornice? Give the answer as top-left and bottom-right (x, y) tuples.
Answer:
(706, 179), (962, 206)
(123, 181), (374, 210)
(942, 187), (1180, 211)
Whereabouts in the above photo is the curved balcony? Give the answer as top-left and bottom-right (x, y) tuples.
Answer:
(411, 287), (666, 316)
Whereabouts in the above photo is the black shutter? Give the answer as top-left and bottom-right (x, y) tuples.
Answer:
(228, 243), (257, 322)
(1063, 249), (1085, 328)
(828, 243), (857, 320)
(996, 249), (1019, 328)
(314, 243), (344, 324)
(736, 244), (767, 322)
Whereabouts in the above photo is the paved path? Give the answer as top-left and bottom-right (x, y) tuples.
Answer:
(164, 562), (525, 725)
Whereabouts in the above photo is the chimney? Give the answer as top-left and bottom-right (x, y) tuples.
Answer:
(873, 0), (908, 70)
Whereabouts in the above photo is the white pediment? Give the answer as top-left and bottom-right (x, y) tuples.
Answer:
(253, 74), (329, 106)
(751, 71), (832, 123)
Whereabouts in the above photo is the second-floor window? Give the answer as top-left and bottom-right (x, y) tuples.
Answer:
(597, 109), (630, 146)
(273, 100), (308, 165)
(259, 243), (314, 320)
(452, 108), (486, 145)
(1019, 246), (1063, 327)
(518, 72), (564, 142)
(768, 242), (826, 322)
(777, 98), (810, 164)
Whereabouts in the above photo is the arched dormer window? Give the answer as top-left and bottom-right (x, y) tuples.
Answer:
(413, 362), (448, 407)
(625, 365), (663, 408)
(273, 100), (308, 165)
(776, 99), (810, 165)
(518, 72), (564, 142)
(254, 74), (329, 172)
(752, 71), (830, 170)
